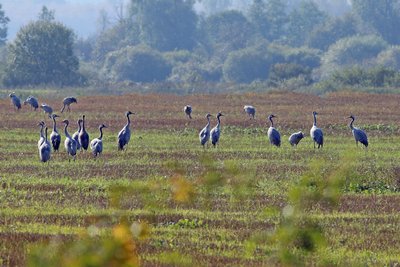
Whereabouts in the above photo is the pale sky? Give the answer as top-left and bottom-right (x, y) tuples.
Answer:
(2, 0), (130, 40)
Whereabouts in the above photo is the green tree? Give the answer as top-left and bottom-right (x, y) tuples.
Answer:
(102, 45), (171, 83)
(130, 0), (198, 52)
(203, 10), (255, 59)
(0, 4), (10, 45)
(265, 0), (287, 40)
(223, 47), (272, 83)
(248, 0), (270, 38)
(286, 0), (328, 47)
(352, 0), (400, 44)
(307, 14), (359, 51)
(4, 21), (82, 87)
(38, 6), (55, 22)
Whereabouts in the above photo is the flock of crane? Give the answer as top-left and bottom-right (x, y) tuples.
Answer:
(8, 93), (369, 163)
(185, 104), (368, 150)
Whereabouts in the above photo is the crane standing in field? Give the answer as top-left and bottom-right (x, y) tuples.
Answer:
(184, 105), (192, 119)
(9, 93), (21, 111)
(289, 131), (304, 147)
(39, 127), (51, 163)
(267, 114), (281, 147)
(310, 111), (324, 149)
(72, 119), (82, 150)
(50, 114), (61, 152)
(61, 97), (77, 113)
(118, 111), (134, 151)
(38, 121), (45, 149)
(91, 124), (107, 157)
(210, 112), (224, 147)
(40, 103), (53, 118)
(199, 113), (212, 147)
(348, 115), (368, 148)
(63, 119), (77, 161)
(244, 105), (256, 119)
(79, 115), (90, 151)
(24, 96), (39, 111)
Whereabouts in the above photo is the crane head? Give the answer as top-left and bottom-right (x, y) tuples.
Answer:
(348, 115), (355, 120)
(100, 124), (107, 129)
(217, 112), (224, 117)
(62, 119), (69, 125)
(312, 111), (318, 116)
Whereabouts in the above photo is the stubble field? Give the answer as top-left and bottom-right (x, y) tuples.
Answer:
(1, 91), (400, 266)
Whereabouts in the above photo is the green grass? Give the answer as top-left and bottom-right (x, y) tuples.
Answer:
(1, 125), (400, 266)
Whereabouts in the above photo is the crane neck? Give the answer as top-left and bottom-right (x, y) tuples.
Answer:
(40, 124), (44, 138)
(45, 127), (48, 142)
(126, 113), (131, 126)
(99, 126), (104, 140)
(269, 116), (274, 127)
(216, 115), (221, 127)
(349, 117), (355, 129)
(52, 116), (57, 131)
(313, 113), (317, 126)
(82, 117), (86, 131)
(78, 120), (82, 132)
(64, 123), (70, 138)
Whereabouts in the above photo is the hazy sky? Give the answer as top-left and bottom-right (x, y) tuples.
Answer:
(2, 0), (130, 40)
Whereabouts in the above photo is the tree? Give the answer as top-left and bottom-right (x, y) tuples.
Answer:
(286, 0), (328, 47)
(352, 0), (400, 45)
(248, 0), (270, 38)
(0, 4), (10, 45)
(307, 14), (359, 51)
(203, 10), (255, 59)
(102, 45), (171, 83)
(320, 35), (388, 79)
(265, 0), (287, 40)
(130, 0), (198, 52)
(38, 6), (55, 22)
(223, 47), (272, 83)
(4, 21), (82, 87)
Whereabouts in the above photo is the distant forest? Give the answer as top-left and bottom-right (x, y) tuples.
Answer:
(2, 0), (400, 94)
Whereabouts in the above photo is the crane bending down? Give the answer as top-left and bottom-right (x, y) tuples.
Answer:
(118, 111), (134, 150)
(62, 119), (77, 161)
(210, 112), (224, 147)
(184, 105), (192, 119)
(244, 105), (256, 119)
(72, 119), (82, 150)
(199, 113), (212, 147)
(61, 97), (77, 113)
(348, 115), (368, 148)
(50, 114), (61, 152)
(40, 104), (53, 118)
(39, 127), (51, 163)
(289, 131), (304, 147)
(9, 93), (21, 111)
(79, 115), (90, 151)
(91, 124), (107, 157)
(24, 96), (39, 111)
(267, 114), (281, 147)
(310, 111), (324, 149)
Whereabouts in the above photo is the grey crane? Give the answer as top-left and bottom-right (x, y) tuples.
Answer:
(40, 103), (53, 118)
(61, 96), (77, 113)
(62, 119), (77, 161)
(184, 105), (192, 119)
(244, 105), (256, 119)
(24, 96), (39, 111)
(90, 124), (107, 157)
(72, 119), (82, 150)
(38, 121), (45, 149)
(289, 131), (304, 147)
(79, 115), (90, 151)
(199, 113), (212, 147)
(9, 92), (21, 111)
(210, 112), (224, 147)
(39, 127), (51, 163)
(118, 111), (134, 150)
(348, 115), (368, 148)
(267, 114), (281, 147)
(50, 114), (61, 152)
(310, 111), (324, 149)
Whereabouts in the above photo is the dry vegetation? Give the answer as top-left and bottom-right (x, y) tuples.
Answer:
(0, 91), (400, 266)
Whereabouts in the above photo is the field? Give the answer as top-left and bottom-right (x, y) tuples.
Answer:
(1, 91), (400, 266)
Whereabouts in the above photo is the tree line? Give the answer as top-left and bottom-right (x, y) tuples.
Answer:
(2, 0), (400, 93)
